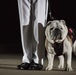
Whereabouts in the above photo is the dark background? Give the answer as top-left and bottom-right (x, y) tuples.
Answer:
(0, 0), (22, 53)
(0, 0), (76, 54)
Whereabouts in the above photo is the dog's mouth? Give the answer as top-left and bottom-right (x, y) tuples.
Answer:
(54, 34), (62, 40)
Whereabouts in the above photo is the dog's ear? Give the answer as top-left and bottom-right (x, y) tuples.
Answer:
(60, 20), (66, 25)
(47, 21), (51, 26)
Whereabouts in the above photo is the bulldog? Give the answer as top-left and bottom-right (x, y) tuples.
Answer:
(45, 20), (76, 71)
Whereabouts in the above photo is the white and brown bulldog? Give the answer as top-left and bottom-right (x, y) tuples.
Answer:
(45, 20), (76, 71)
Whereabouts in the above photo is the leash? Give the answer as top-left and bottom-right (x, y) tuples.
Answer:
(48, 0), (56, 20)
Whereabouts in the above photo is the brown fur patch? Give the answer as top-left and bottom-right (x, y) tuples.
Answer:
(67, 35), (72, 45)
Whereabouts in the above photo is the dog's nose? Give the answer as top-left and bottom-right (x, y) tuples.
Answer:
(55, 28), (61, 34)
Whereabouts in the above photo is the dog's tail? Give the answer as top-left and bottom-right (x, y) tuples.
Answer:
(73, 41), (76, 55)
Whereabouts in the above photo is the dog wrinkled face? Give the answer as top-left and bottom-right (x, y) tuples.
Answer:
(47, 20), (68, 42)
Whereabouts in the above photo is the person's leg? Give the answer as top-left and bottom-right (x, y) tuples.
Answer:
(29, 23), (45, 70)
(17, 0), (33, 70)
(33, 0), (48, 64)
(28, 0), (48, 70)
(23, 0), (42, 70)
(38, 23), (45, 65)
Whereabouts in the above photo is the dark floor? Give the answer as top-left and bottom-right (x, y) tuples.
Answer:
(0, 54), (76, 75)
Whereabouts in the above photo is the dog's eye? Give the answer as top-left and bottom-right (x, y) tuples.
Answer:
(50, 28), (54, 30)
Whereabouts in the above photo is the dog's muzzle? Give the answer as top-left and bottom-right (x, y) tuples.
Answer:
(53, 28), (62, 40)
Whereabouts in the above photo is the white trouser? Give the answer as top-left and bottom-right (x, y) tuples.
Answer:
(17, 0), (48, 65)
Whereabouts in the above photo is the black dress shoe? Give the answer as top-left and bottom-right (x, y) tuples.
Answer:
(17, 63), (31, 70)
(29, 63), (43, 70)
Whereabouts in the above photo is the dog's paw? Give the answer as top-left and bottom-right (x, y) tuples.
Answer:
(58, 64), (64, 69)
(45, 66), (53, 71)
(65, 67), (73, 71)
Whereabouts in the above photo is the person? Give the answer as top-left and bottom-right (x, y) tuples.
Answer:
(17, 0), (49, 70)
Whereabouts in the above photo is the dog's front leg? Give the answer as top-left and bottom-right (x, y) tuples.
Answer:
(58, 55), (64, 69)
(46, 53), (54, 70)
(66, 51), (73, 71)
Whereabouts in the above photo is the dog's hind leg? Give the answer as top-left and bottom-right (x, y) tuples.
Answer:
(73, 40), (76, 55)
